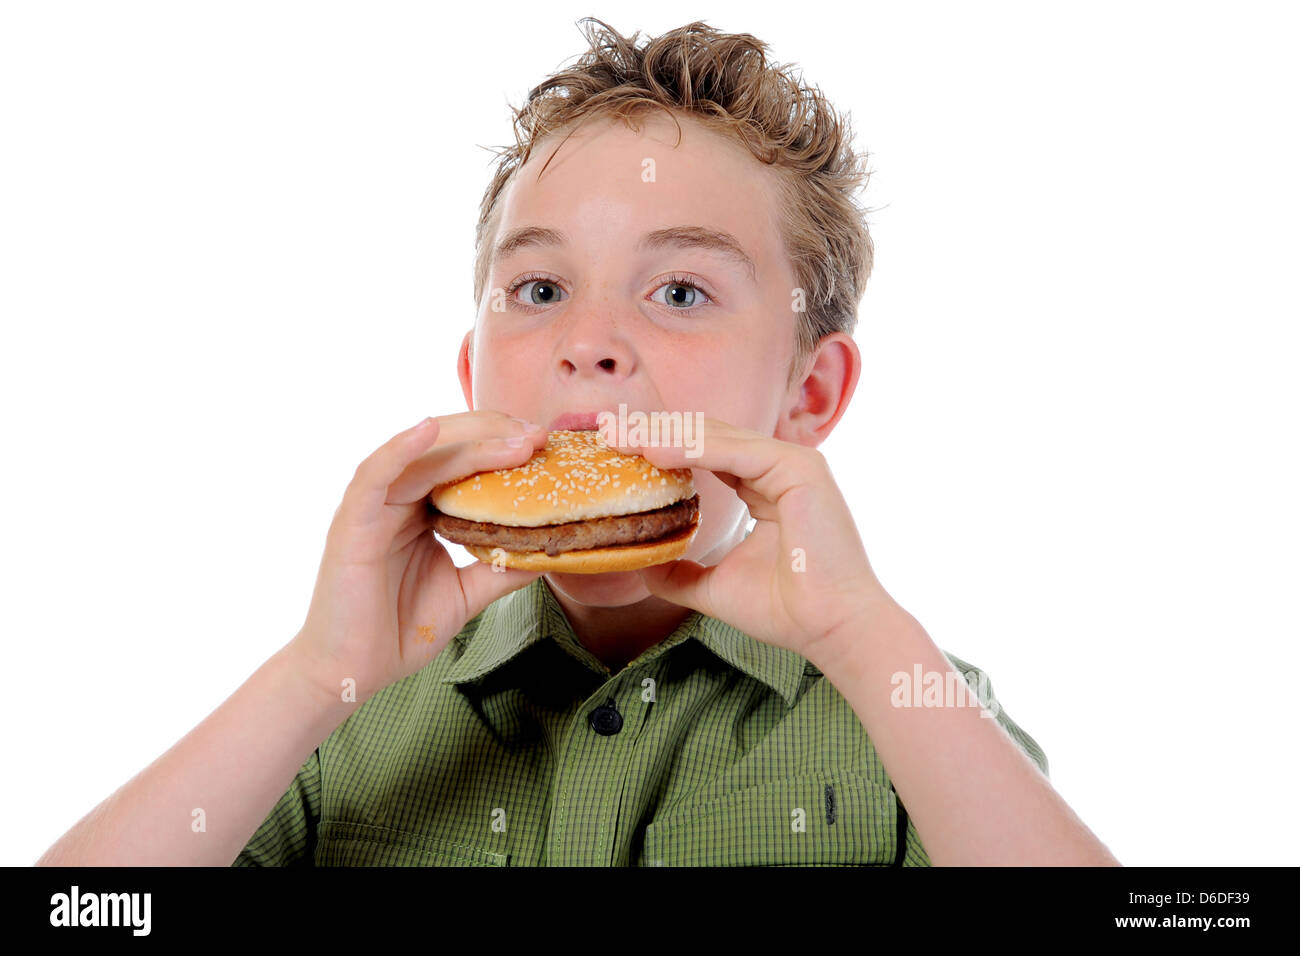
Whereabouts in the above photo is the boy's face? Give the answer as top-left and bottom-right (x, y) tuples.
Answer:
(458, 110), (803, 608)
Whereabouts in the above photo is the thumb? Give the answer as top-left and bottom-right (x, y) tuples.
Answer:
(457, 560), (543, 619)
(638, 560), (714, 617)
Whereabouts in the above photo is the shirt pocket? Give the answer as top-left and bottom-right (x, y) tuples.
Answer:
(315, 820), (509, 867)
(640, 771), (901, 867)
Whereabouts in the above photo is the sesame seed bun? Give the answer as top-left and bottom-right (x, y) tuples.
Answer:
(428, 429), (700, 573)
(431, 430), (696, 525)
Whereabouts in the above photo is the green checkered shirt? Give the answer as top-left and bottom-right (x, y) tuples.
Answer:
(234, 576), (1048, 866)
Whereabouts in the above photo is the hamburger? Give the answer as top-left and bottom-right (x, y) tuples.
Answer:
(427, 429), (701, 573)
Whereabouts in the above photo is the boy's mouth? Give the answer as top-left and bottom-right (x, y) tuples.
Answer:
(547, 411), (604, 432)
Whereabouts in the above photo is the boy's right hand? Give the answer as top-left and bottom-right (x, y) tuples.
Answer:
(286, 411), (549, 706)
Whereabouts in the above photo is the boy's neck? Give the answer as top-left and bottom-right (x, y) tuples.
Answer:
(543, 512), (750, 674)
(546, 582), (694, 674)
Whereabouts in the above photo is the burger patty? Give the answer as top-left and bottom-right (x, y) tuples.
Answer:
(430, 494), (699, 557)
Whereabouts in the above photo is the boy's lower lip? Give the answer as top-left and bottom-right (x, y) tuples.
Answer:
(547, 412), (602, 431)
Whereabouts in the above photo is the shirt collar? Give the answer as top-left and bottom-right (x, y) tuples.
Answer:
(440, 576), (812, 708)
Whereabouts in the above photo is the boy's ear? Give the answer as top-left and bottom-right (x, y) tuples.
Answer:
(774, 332), (861, 449)
(457, 330), (475, 410)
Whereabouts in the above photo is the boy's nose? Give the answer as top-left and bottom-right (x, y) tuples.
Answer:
(554, 314), (635, 379)
(561, 355), (618, 375)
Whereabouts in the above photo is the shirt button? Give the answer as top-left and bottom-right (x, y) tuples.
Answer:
(588, 699), (623, 735)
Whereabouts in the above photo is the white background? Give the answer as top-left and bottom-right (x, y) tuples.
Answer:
(3, 0), (1296, 868)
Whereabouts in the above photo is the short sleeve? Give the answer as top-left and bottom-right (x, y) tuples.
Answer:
(232, 748), (322, 867)
(898, 653), (1051, 867)
(941, 652), (1049, 778)
(900, 812), (931, 866)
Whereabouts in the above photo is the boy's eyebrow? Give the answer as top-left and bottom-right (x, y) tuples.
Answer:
(491, 224), (757, 283)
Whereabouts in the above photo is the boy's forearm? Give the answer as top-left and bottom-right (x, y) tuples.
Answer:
(35, 642), (353, 867)
(812, 602), (1121, 866)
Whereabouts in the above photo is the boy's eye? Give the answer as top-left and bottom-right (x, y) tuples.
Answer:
(651, 279), (710, 309)
(517, 279), (564, 306)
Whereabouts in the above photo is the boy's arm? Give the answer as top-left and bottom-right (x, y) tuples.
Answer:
(35, 641), (353, 867)
(892, 652), (1048, 866)
(815, 603), (1120, 866)
(603, 417), (1117, 867)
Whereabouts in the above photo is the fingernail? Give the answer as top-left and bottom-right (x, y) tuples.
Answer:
(413, 416), (434, 430)
(523, 422), (542, 433)
(505, 434), (526, 447)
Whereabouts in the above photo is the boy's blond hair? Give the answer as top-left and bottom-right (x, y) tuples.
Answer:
(473, 18), (875, 388)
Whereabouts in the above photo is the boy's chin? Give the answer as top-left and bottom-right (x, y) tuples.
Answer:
(543, 568), (652, 607)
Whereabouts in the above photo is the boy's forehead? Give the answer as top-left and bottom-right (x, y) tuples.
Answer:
(498, 113), (782, 265)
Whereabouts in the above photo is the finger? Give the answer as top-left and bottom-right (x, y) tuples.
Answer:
(347, 415), (444, 512)
(734, 481), (779, 522)
(392, 504), (438, 552)
(598, 414), (745, 492)
(603, 416), (816, 507)
(709, 471), (744, 493)
(332, 413), (546, 553)
(350, 410), (540, 508)
(637, 559), (717, 618)
(456, 560), (544, 621)
(421, 409), (543, 446)
(384, 427), (548, 506)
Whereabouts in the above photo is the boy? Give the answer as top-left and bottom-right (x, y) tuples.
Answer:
(36, 18), (1118, 867)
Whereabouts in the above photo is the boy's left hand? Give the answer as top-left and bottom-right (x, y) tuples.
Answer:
(602, 416), (897, 665)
